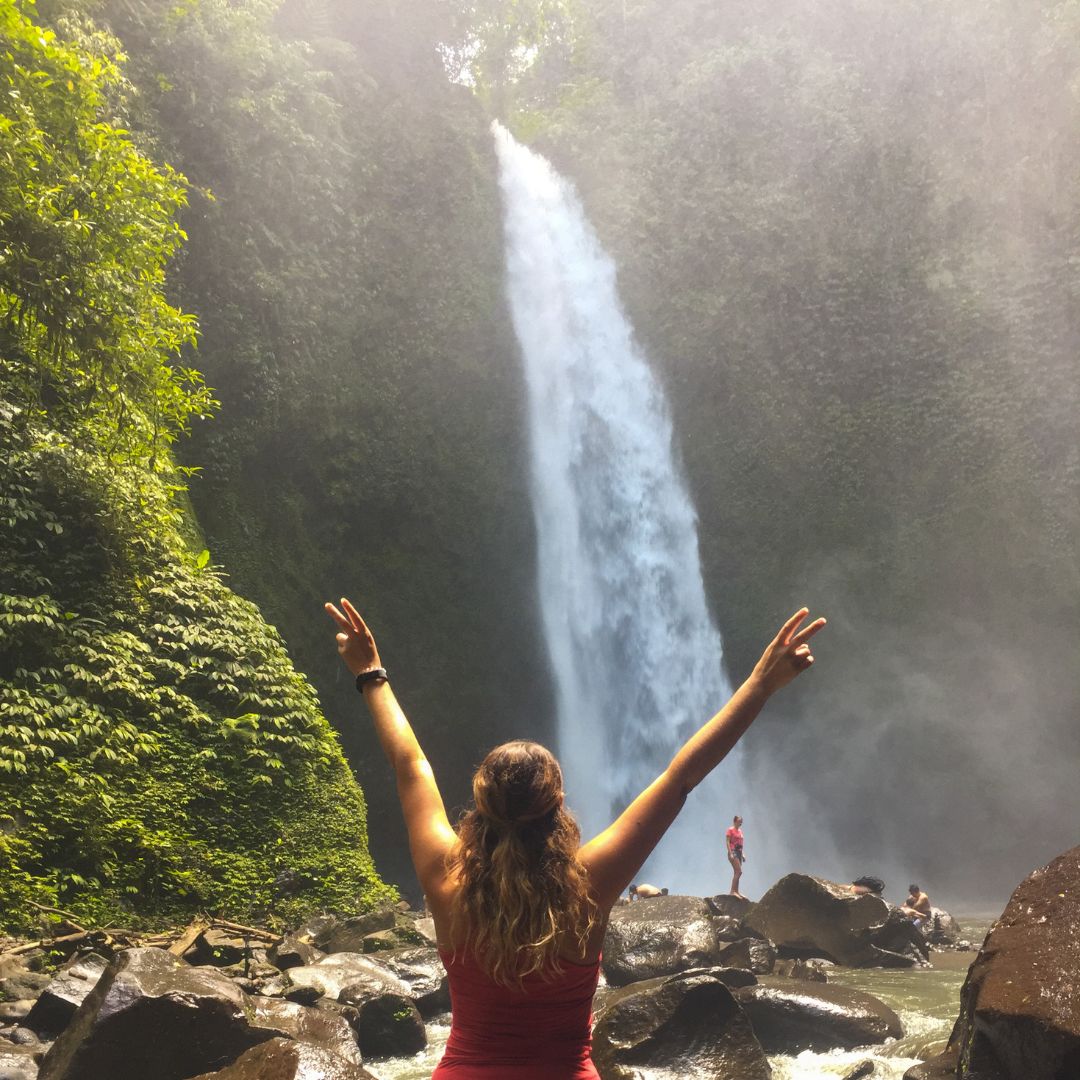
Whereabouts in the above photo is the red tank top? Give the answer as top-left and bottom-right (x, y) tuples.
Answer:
(432, 949), (601, 1079)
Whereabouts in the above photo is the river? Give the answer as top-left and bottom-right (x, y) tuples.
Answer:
(371, 919), (992, 1080)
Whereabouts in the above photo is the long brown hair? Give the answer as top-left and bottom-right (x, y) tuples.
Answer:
(447, 741), (599, 984)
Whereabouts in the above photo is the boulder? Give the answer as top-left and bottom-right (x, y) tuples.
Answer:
(0, 1003), (34, 1024)
(715, 937), (776, 974)
(312, 913), (396, 955)
(35, 947), (360, 1080)
(248, 997), (361, 1064)
(945, 845), (1080, 1080)
(602, 894), (752, 986)
(0, 1042), (38, 1080)
(0, 974), (49, 1003)
(926, 908), (964, 948)
(370, 948), (450, 1018)
(186, 1037), (379, 1079)
(734, 976), (903, 1052)
(745, 874), (927, 967)
(412, 917), (438, 946)
(903, 1047), (959, 1080)
(184, 928), (252, 967)
(287, 954), (409, 1004)
(268, 937), (324, 972)
(352, 993), (426, 1059)
(361, 931), (397, 954)
(773, 957), (830, 982)
(24, 954), (108, 1036)
(592, 970), (771, 1080)
(705, 895), (755, 919)
(842, 1061), (877, 1080)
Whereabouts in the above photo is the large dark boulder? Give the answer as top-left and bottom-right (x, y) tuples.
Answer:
(734, 976), (903, 1052)
(592, 970), (771, 1080)
(903, 1047), (959, 1080)
(268, 937), (325, 972)
(602, 894), (755, 987)
(351, 993), (426, 1059)
(932, 845), (1080, 1080)
(745, 874), (927, 967)
(35, 948), (360, 1080)
(187, 1037), (379, 1079)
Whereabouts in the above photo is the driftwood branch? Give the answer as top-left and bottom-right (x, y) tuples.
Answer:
(168, 918), (210, 957)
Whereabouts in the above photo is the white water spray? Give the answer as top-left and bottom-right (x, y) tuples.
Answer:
(492, 122), (745, 894)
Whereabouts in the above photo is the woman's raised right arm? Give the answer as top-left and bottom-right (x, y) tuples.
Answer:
(325, 598), (457, 897)
(578, 608), (826, 911)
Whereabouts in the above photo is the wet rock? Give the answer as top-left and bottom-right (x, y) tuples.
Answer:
(372, 948), (450, 1018)
(902, 1045), (958, 1079)
(745, 874), (926, 967)
(735, 976), (902, 1053)
(187, 1037), (379, 1080)
(269, 937), (324, 972)
(945, 844), (1080, 1080)
(37, 948), (272, 1080)
(314, 912), (396, 955)
(592, 970), (770, 1080)
(184, 929), (251, 967)
(4, 1026), (41, 1047)
(670, 966), (757, 990)
(248, 997), (361, 1064)
(705, 895), (755, 919)
(361, 931), (397, 954)
(258, 975), (292, 998)
(715, 937), (776, 974)
(926, 908), (964, 948)
(291, 954), (409, 1005)
(412, 917), (437, 946)
(602, 894), (748, 986)
(773, 957), (830, 982)
(352, 993), (426, 1059)
(0, 1042), (38, 1080)
(0, 975), (49, 1003)
(0, 1003), (33, 1025)
(842, 1060), (877, 1079)
(285, 954), (406, 1002)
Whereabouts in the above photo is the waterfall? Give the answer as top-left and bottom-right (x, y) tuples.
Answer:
(492, 122), (745, 895)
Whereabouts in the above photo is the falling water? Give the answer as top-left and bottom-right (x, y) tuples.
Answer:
(492, 122), (743, 894)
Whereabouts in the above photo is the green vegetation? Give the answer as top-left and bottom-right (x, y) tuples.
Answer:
(0, 0), (391, 929)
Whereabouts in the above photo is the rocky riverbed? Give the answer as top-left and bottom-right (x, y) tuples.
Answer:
(2, 852), (1077, 1080)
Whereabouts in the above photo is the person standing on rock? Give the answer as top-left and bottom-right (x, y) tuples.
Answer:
(725, 815), (747, 899)
(325, 598), (825, 1079)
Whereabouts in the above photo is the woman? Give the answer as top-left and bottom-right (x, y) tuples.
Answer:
(725, 814), (746, 899)
(325, 598), (825, 1078)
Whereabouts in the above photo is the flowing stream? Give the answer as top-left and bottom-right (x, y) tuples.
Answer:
(491, 121), (743, 894)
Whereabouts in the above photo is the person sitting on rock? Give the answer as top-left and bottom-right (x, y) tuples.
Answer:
(629, 883), (668, 900)
(326, 598), (825, 1080)
(901, 883), (932, 926)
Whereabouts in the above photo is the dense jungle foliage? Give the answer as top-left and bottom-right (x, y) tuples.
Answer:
(0, 0), (392, 928)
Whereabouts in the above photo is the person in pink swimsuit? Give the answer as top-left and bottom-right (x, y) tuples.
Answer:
(726, 815), (746, 899)
(325, 599), (826, 1078)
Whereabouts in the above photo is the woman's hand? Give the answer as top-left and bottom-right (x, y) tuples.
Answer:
(752, 608), (826, 695)
(324, 597), (383, 677)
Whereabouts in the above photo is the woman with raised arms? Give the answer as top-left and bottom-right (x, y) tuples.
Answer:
(325, 598), (825, 1079)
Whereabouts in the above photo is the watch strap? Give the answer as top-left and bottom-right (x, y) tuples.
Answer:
(355, 667), (389, 691)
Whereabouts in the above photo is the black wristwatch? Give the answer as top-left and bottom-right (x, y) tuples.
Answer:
(355, 668), (389, 692)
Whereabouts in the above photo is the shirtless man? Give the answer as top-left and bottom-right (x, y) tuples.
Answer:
(900, 883), (931, 925)
(629, 883), (668, 899)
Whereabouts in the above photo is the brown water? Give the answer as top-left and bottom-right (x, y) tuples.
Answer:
(371, 919), (993, 1080)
